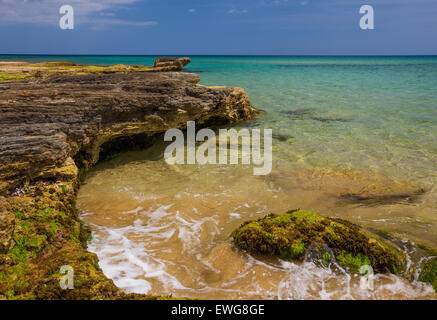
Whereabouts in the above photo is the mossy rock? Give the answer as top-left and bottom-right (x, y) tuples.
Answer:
(419, 258), (437, 292)
(232, 209), (406, 274)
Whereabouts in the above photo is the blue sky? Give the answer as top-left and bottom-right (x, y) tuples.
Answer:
(1, 0), (436, 55)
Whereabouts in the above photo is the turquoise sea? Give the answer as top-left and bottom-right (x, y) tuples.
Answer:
(4, 55), (437, 298)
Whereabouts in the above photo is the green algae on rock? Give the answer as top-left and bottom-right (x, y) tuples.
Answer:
(0, 58), (192, 83)
(0, 162), (187, 300)
(420, 258), (437, 293)
(232, 209), (406, 274)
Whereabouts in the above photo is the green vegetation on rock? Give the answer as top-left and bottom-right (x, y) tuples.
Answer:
(231, 209), (406, 274)
(0, 181), (174, 300)
(420, 258), (437, 293)
(0, 62), (156, 83)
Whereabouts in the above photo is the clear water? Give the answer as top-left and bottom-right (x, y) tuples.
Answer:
(6, 55), (437, 299)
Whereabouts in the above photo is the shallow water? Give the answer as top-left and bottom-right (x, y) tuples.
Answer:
(77, 145), (436, 299)
(73, 56), (437, 299)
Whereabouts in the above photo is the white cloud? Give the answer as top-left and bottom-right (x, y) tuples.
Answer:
(0, 0), (157, 28)
(188, 8), (196, 13)
(259, 0), (289, 6)
(228, 8), (248, 14)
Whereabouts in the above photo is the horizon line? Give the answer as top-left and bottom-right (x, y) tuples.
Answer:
(1, 54), (437, 58)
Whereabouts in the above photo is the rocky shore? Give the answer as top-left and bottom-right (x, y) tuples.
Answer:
(0, 58), (255, 299)
(0, 57), (435, 299)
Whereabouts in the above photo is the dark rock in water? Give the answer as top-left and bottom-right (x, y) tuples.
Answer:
(309, 116), (350, 123)
(272, 133), (294, 141)
(279, 108), (351, 122)
(338, 192), (425, 206)
(420, 257), (437, 292)
(153, 57), (191, 71)
(232, 209), (406, 274)
(268, 169), (425, 206)
(280, 108), (315, 117)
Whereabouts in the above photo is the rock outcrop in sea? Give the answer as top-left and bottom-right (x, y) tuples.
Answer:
(232, 209), (407, 274)
(153, 57), (191, 70)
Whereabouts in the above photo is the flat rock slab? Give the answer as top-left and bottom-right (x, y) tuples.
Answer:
(267, 169), (425, 205)
(0, 71), (255, 194)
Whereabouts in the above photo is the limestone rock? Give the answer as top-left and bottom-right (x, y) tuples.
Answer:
(153, 57), (191, 70)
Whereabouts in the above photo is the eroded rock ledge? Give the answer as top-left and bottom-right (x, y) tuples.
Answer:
(0, 60), (255, 299)
(0, 70), (255, 194)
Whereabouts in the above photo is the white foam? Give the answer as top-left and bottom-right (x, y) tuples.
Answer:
(86, 203), (225, 295)
(276, 260), (434, 300)
(87, 212), (189, 294)
(82, 199), (436, 299)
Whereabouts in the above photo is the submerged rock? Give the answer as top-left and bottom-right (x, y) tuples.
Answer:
(232, 209), (406, 274)
(272, 133), (294, 142)
(310, 115), (350, 123)
(280, 108), (315, 117)
(420, 258), (437, 292)
(279, 109), (351, 122)
(268, 169), (425, 206)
